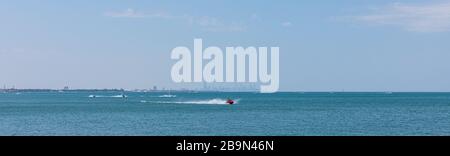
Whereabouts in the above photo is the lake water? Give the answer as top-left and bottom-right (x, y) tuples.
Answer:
(1, 91), (450, 135)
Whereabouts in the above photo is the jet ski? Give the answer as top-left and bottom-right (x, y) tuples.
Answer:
(226, 99), (235, 105)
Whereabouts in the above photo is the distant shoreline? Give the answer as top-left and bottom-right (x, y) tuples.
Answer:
(0, 89), (187, 92)
(1, 89), (450, 93)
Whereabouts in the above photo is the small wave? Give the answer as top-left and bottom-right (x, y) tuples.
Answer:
(158, 95), (177, 98)
(88, 95), (127, 98)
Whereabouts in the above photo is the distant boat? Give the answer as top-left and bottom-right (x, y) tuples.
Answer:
(159, 89), (176, 98)
(120, 89), (127, 98)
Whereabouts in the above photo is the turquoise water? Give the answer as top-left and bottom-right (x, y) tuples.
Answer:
(1, 91), (450, 136)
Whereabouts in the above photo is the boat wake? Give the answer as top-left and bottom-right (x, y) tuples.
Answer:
(142, 98), (239, 105)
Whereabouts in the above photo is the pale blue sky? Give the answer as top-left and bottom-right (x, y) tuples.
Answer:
(1, 0), (450, 91)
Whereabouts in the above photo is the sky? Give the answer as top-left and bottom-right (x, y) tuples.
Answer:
(1, 0), (450, 91)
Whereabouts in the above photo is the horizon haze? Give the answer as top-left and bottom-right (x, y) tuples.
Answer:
(1, 0), (450, 92)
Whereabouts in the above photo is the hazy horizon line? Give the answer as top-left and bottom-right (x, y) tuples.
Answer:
(2, 88), (450, 93)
